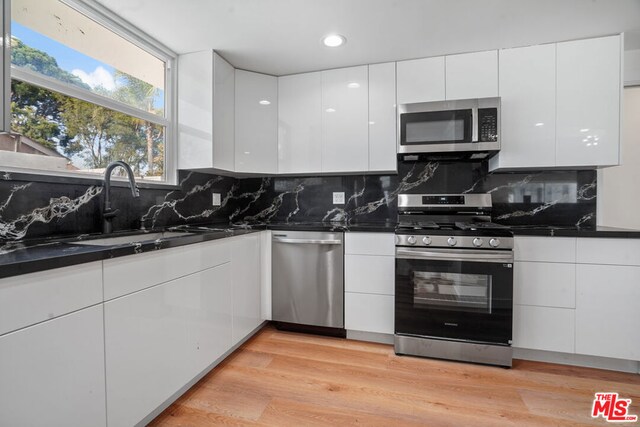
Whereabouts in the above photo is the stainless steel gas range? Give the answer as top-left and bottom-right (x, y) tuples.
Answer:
(394, 193), (514, 367)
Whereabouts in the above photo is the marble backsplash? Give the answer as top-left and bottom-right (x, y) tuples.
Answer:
(0, 161), (596, 241)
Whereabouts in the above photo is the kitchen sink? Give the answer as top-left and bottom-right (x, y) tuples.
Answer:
(70, 231), (195, 246)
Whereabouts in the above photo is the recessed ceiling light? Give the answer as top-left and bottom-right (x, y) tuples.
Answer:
(347, 82), (360, 89)
(322, 34), (346, 48)
(325, 108), (336, 113)
(259, 100), (271, 105)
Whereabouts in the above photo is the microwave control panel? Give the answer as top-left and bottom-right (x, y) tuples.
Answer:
(478, 108), (498, 142)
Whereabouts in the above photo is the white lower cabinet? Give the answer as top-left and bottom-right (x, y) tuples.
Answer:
(344, 232), (395, 335)
(0, 305), (106, 427)
(345, 292), (394, 335)
(105, 263), (233, 427)
(513, 305), (575, 353)
(575, 264), (640, 361)
(231, 233), (262, 345)
(514, 261), (575, 308)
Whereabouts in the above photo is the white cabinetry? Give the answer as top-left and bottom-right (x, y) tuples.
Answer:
(105, 263), (233, 427)
(321, 66), (369, 173)
(178, 51), (235, 172)
(231, 233), (262, 345)
(278, 72), (323, 173)
(235, 70), (278, 173)
(512, 236), (576, 354)
(492, 35), (622, 170)
(445, 50), (498, 100)
(575, 264), (640, 360)
(344, 233), (396, 335)
(514, 236), (640, 363)
(396, 56), (445, 104)
(0, 261), (102, 335)
(556, 35), (621, 168)
(491, 44), (556, 169)
(0, 306), (106, 427)
(368, 62), (397, 172)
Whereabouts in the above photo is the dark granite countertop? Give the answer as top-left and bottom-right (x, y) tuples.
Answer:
(2, 220), (639, 280)
(508, 225), (640, 238)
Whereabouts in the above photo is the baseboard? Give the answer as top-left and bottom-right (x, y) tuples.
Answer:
(514, 347), (640, 374)
(136, 321), (268, 427)
(347, 329), (394, 345)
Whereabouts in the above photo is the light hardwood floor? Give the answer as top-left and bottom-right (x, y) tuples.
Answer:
(150, 325), (640, 426)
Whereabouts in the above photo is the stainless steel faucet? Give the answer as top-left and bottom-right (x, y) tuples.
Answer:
(102, 161), (140, 234)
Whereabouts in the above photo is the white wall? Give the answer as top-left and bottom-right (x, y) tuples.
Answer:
(625, 49), (640, 87)
(598, 87), (640, 229)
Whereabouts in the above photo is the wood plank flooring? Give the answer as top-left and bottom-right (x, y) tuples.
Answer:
(150, 325), (640, 426)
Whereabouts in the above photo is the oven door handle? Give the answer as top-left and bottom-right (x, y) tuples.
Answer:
(396, 248), (514, 264)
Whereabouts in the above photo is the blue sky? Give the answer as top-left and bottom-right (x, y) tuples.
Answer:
(12, 21), (164, 109)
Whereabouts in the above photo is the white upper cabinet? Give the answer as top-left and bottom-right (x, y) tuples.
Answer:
(368, 62), (397, 172)
(278, 72), (323, 174)
(556, 35), (621, 168)
(445, 50), (498, 100)
(321, 66), (369, 173)
(396, 56), (445, 104)
(235, 70), (278, 174)
(491, 44), (556, 170)
(178, 51), (235, 172)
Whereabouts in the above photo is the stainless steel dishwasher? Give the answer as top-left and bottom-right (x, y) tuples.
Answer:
(272, 230), (344, 332)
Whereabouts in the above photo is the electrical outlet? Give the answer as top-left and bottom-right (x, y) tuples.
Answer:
(333, 192), (345, 205)
(212, 193), (221, 206)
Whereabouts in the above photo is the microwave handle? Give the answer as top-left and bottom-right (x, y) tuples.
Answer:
(471, 107), (478, 142)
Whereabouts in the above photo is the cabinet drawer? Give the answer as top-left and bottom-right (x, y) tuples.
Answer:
(513, 305), (575, 353)
(575, 264), (640, 360)
(577, 238), (640, 266)
(514, 261), (575, 308)
(514, 236), (576, 263)
(345, 255), (395, 295)
(104, 239), (230, 300)
(0, 262), (102, 336)
(345, 232), (395, 256)
(345, 292), (394, 335)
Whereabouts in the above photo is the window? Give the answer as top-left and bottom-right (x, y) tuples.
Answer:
(1, 0), (176, 183)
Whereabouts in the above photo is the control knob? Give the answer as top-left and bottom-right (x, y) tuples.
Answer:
(447, 237), (457, 246)
(472, 238), (483, 247)
(489, 238), (500, 248)
(407, 236), (417, 245)
(422, 236), (432, 245)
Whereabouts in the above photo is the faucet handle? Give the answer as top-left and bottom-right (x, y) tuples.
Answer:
(103, 208), (120, 219)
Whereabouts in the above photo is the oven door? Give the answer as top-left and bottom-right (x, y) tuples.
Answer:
(399, 109), (473, 148)
(395, 247), (513, 345)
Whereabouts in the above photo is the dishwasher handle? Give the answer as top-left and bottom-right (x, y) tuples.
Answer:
(272, 237), (342, 245)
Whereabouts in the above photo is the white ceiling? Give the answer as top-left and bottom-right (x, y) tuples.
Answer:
(95, 0), (640, 76)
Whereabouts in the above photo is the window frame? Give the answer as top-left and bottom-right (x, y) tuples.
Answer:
(2, 0), (179, 186)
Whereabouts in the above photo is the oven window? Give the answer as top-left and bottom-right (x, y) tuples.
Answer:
(406, 119), (465, 143)
(413, 271), (491, 313)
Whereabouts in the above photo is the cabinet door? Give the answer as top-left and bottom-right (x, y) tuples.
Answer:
(556, 35), (621, 167)
(491, 44), (556, 170)
(345, 292), (394, 334)
(368, 62), (397, 172)
(0, 306), (106, 427)
(212, 52), (236, 171)
(178, 51), (214, 170)
(321, 66), (369, 173)
(575, 264), (640, 360)
(278, 72), (322, 173)
(232, 234), (262, 345)
(513, 305), (575, 353)
(235, 70), (278, 173)
(445, 50), (498, 100)
(396, 56), (445, 104)
(345, 255), (395, 295)
(105, 264), (232, 427)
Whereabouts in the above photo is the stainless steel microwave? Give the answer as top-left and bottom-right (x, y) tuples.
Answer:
(398, 97), (500, 158)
